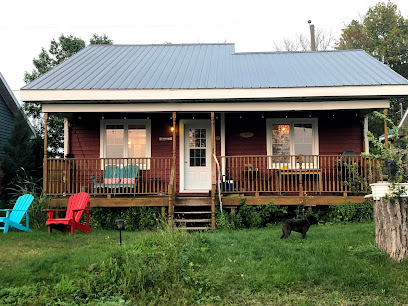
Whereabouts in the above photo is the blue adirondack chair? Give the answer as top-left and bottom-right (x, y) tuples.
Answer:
(0, 194), (34, 233)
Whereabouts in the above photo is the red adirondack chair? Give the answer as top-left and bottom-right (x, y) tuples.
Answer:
(43, 192), (91, 234)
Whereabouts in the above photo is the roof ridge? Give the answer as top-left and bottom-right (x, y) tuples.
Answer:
(89, 43), (235, 47)
(234, 49), (364, 55)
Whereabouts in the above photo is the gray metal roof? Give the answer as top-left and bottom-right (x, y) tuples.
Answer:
(22, 43), (408, 90)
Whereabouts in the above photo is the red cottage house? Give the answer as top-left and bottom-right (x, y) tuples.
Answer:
(21, 43), (408, 228)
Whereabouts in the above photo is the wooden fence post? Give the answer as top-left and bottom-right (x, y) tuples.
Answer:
(298, 154), (303, 197)
(168, 112), (177, 226)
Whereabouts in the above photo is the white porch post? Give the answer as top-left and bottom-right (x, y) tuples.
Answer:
(220, 112), (226, 177)
(64, 118), (70, 156)
(364, 115), (369, 154)
(211, 112), (216, 230)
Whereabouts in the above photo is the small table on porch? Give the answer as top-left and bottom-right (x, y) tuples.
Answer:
(278, 168), (323, 194)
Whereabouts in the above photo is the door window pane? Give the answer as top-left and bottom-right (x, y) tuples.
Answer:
(188, 128), (206, 167)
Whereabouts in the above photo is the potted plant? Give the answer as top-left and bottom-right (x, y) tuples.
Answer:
(366, 112), (408, 200)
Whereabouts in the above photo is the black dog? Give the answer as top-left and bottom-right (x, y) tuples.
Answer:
(280, 214), (318, 239)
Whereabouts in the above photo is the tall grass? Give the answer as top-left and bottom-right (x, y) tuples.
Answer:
(1, 224), (408, 305)
(7, 174), (50, 229)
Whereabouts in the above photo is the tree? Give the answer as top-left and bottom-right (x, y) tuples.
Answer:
(24, 34), (86, 85)
(90, 33), (113, 45)
(0, 113), (43, 201)
(273, 27), (335, 51)
(336, 19), (370, 50)
(23, 33), (113, 157)
(337, 2), (408, 76)
(336, 2), (408, 136)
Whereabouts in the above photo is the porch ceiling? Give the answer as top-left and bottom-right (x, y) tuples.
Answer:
(40, 99), (390, 114)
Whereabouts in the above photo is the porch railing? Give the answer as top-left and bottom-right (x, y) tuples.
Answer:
(46, 155), (381, 197)
(46, 158), (173, 196)
(218, 155), (381, 196)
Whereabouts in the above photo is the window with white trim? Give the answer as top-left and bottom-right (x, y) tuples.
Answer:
(100, 119), (151, 159)
(266, 118), (318, 168)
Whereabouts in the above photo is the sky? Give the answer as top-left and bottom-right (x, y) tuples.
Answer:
(1, 0), (408, 102)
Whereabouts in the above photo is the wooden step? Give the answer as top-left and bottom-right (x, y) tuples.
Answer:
(175, 219), (211, 223)
(178, 227), (210, 230)
(175, 203), (211, 207)
(175, 197), (212, 205)
(174, 211), (211, 214)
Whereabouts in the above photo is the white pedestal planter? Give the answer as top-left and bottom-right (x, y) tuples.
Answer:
(369, 182), (408, 200)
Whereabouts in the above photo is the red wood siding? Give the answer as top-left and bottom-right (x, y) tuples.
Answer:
(225, 114), (267, 156)
(70, 112), (362, 159)
(151, 114), (173, 157)
(70, 117), (100, 158)
(319, 113), (363, 155)
(224, 112), (363, 156)
(69, 114), (175, 159)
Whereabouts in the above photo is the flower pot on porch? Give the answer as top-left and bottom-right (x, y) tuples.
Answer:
(370, 182), (408, 200)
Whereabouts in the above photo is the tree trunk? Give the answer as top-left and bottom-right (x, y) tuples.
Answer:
(374, 198), (408, 261)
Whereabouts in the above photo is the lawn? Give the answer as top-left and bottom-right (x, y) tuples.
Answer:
(1, 223), (407, 305)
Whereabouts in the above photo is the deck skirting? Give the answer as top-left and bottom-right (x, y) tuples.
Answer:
(49, 195), (366, 207)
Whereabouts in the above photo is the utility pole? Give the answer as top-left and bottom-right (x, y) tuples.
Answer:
(308, 20), (316, 51)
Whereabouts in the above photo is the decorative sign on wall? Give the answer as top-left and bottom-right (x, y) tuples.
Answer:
(240, 132), (254, 138)
(159, 137), (172, 141)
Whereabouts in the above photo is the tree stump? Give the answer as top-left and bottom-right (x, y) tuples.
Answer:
(374, 198), (408, 261)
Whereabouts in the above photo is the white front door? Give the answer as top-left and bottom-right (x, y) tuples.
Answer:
(183, 121), (211, 191)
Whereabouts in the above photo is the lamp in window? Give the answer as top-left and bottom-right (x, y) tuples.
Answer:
(278, 125), (290, 134)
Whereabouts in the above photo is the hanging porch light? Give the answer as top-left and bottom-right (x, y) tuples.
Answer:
(278, 124), (290, 134)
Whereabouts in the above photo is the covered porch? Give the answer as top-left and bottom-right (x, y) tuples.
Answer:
(43, 110), (381, 209)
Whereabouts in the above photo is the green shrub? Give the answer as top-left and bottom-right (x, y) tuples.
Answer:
(216, 201), (373, 230)
(90, 207), (164, 231)
(216, 203), (288, 229)
(216, 208), (243, 230)
(341, 162), (370, 195)
(327, 201), (373, 223)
